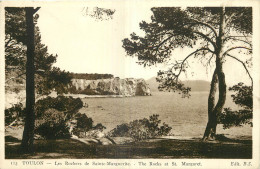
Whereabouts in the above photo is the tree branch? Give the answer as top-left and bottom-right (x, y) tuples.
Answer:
(152, 31), (184, 50)
(33, 7), (41, 14)
(223, 46), (252, 56)
(226, 53), (253, 85)
(174, 48), (214, 80)
(193, 31), (217, 50)
(225, 10), (245, 24)
(188, 20), (218, 38)
(226, 35), (252, 38)
(205, 53), (216, 68)
(224, 36), (252, 47)
(154, 34), (175, 49)
(151, 32), (183, 57)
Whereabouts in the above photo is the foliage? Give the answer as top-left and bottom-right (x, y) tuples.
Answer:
(34, 96), (106, 139)
(35, 96), (83, 119)
(218, 83), (253, 128)
(122, 7), (252, 97)
(122, 7), (252, 140)
(70, 73), (114, 80)
(82, 7), (115, 20)
(94, 123), (106, 131)
(5, 8), (27, 44)
(35, 121), (71, 139)
(5, 6), (114, 151)
(36, 67), (72, 95)
(35, 108), (71, 139)
(72, 113), (106, 138)
(5, 7), (72, 96)
(229, 83), (252, 108)
(34, 96), (83, 139)
(75, 113), (93, 131)
(108, 114), (172, 141)
(5, 103), (25, 126)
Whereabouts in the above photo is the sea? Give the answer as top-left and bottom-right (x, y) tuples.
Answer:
(79, 91), (252, 140)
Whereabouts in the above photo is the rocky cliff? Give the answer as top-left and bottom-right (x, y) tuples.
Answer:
(70, 78), (151, 96)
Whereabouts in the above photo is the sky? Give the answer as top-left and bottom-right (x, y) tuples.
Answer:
(36, 4), (252, 85)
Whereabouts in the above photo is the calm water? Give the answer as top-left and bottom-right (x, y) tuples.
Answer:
(80, 92), (252, 139)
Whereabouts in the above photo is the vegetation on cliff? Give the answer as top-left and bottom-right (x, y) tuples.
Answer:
(70, 73), (114, 80)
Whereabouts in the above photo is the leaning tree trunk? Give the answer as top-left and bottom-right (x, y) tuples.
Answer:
(203, 69), (218, 141)
(21, 7), (36, 153)
(202, 7), (227, 141)
(203, 59), (227, 141)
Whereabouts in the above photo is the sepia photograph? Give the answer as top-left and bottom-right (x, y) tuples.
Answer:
(0, 0), (259, 168)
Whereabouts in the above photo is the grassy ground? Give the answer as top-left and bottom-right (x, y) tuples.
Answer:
(5, 136), (252, 159)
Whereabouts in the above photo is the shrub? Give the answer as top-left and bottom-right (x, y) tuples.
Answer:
(34, 96), (83, 139)
(35, 96), (83, 119)
(72, 113), (106, 138)
(74, 113), (93, 134)
(218, 83), (253, 129)
(35, 121), (71, 139)
(108, 114), (172, 141)
(94, 123), (106, 131)
(35, 108), (71, 139)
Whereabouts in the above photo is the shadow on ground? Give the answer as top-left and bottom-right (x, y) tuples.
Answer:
(5, 135), (252, 159)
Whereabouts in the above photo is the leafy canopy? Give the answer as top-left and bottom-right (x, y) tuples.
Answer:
(122, 7), (252, 96)
(5, 7), (72, 95)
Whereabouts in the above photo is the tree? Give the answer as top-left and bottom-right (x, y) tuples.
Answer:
(5, 7), (115, 153)
(5, 8), (72, 96)
(122, 7), (252, 141)
(21, 7), (42, 153)
(218, 83), (252, 128)
(82, 7), (115, 20)
(5, 7), (71, 153)
(5, 8), (27, 85)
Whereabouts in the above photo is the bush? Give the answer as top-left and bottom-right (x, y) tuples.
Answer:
(218, 83), (253, 129)
(108, 114), (172, 141)
(35, 108), (71, 139)
(35, 96), (83, 119)
(72, 113), (106, 138)
(35, 121), (71, 139)
(218, 108), (252, 129)
(34, 96), (83, 139)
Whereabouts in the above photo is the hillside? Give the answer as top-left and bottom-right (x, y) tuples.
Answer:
(147, 77), (211, 92)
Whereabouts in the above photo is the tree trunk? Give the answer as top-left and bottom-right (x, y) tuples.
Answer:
(203, 69), (218, 141)
(203, 7), (227, 141)
(203, 59), (227, 141)
(21, 7), (36, 153)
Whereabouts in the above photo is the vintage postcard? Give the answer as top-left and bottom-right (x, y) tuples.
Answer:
(0, 0), (259, 169)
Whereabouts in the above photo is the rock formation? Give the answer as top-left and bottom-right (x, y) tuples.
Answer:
(70, 77), (151, 96)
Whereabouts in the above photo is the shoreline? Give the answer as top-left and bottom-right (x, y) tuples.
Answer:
(64, 94), (127, 98)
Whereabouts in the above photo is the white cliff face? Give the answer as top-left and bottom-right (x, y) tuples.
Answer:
(71, 78), (151, 96)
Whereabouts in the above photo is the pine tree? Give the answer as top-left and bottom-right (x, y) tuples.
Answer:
(122, 7), (252, 141)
